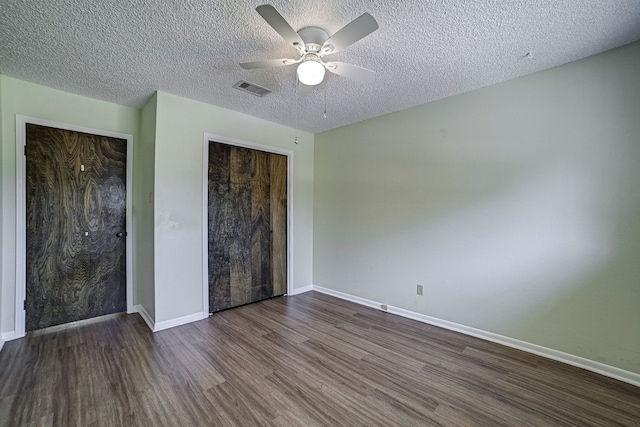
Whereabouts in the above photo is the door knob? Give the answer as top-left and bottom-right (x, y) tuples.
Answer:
(116, 232), (127, 238)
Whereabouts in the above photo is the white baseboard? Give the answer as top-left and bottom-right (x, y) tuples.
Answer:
(153, 311), (208, 332)
(312, 286), (640, 388)
(287, 284), (314, 295)
(313, 285), (382, 310)
(1, 307), (209, 346)
(132, 305), (207, 332)
(0, 331), (19, 352)
(1, 331), (17, 341)
(132, 304), (155, 332)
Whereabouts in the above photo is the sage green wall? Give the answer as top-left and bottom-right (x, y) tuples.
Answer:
(0, 75), (140, 334)
(0, 77), (314, 333)
(136, 93), (157, 320)
(314, 42), (640, 374)
(153, 91), (314, 323)
(0, 75), (4, 334)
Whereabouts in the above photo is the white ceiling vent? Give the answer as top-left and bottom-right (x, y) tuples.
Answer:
(233, 80), (272, 97)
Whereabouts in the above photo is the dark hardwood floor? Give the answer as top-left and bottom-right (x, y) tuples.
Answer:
(1, 291), (639, 426)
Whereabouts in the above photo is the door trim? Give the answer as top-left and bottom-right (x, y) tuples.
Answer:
(202, 133), (293, 314)
(15, 115), (134, 337)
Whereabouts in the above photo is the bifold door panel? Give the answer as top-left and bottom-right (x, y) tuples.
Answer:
(208, 141), (287, 313)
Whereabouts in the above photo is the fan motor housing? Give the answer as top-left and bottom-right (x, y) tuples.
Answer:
(298, 26), (329, 53)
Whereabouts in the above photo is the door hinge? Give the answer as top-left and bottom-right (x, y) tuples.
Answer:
(24, 300), (27, 310)
(24, 146), (27, 156)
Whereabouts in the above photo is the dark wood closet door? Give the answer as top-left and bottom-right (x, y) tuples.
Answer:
(208, 141), (287, 313)
(25, 124), (127, 331)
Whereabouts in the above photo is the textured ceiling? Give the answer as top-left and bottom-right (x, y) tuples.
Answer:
(1, 0), (640, 133)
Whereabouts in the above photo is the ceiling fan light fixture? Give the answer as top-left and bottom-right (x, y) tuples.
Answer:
(243, 6), (378, 87)
(321, 44), (334, 54)
(297, 58), (325, 86)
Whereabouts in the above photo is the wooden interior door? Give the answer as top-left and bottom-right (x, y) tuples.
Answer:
(25, 123), (127, 331)
(208, 141), (287, 313)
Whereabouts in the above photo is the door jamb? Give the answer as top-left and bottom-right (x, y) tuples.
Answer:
(15, 115), (134, 337)
(202, 133), (294, 315)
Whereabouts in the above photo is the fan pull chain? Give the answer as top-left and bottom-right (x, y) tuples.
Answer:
(295, 74), (299, 144)
(323, 76), (328, 119)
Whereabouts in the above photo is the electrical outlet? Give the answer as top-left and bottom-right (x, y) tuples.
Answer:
(417, 284), (424, 295)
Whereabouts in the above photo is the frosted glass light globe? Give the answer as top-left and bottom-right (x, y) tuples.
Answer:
(297, 60), (325, 86)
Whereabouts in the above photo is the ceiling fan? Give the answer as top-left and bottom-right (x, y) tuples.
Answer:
(240, 5), (379, 88)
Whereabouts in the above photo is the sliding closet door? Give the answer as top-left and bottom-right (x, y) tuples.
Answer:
(208, 141), (287, 313)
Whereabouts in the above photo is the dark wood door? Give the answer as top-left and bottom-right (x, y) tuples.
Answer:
(208, 141), (287, 313)
(25, 123), (127, 331)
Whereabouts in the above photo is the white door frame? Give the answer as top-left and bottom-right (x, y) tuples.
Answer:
(15, 115), (134, 337)
(202, 133), (294, 314)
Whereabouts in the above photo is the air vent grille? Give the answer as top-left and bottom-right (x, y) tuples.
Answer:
(233, 80), (272, 97)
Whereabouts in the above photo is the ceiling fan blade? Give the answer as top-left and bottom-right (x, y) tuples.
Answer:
(256, 5), (305, 52)
(321, 13), (378, 54)
(240, 58), (298, 70)
(324, 62), (375, 83)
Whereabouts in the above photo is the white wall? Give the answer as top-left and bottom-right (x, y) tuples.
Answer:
(136, 93), (157, 320)
(152, 92), (314, 323)
(314, 42), (640, 374)
(0, 75), (4, 341)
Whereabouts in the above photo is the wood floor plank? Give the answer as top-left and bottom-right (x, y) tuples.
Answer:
(363, 388), (443, 427)
(1, 291), (639, 426)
